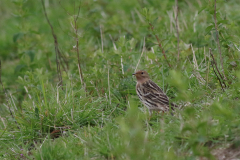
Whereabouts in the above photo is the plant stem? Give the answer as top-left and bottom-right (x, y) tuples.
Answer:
(149, 23), (171, 68)
(214, 0), (227, 80)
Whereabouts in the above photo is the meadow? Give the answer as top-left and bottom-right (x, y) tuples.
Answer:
(1, 0), (240, 159)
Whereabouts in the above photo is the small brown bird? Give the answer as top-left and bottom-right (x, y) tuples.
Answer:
(132, 70), (177, 116)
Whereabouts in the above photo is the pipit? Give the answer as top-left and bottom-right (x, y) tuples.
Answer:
(132, 70), (178, 116)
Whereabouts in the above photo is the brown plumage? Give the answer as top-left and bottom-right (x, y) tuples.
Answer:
(132, 70), (178, 116)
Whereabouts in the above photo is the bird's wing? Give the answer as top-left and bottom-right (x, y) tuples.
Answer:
(141, 80), (169, 106)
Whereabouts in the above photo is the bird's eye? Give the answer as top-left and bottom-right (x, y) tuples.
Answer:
(141, 72), (144, 74)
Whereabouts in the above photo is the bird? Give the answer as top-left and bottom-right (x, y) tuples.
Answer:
(132, 70), (178, 117)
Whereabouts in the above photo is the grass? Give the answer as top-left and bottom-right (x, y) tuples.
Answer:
(1, 0), (240, 159)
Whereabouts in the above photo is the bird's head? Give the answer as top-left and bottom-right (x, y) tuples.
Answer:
(132, 70), (150, 83)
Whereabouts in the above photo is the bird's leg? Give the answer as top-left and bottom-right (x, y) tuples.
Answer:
(148, 110), (152, 120)
(157, 111), (164, 116)
(162, 111), (165, 116)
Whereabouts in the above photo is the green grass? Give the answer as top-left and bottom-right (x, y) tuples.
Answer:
(1, 0), (240, 159)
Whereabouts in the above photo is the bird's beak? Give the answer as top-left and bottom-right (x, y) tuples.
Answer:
(132, 73), (136, 75)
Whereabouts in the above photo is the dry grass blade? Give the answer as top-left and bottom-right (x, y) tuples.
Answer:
(191, 44), (199, 70)
(135, 37), (145, 72)
(109, 34), (117, 50)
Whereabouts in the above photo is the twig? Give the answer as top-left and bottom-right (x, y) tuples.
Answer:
(58, 51), (69, 71)
(175, 0), (180, 62)
(214, 0), (226, 80)
(211, 61), (224, 91)
(73, 2), (86, 92)
(149, 23), (171, 68)
(209, 48), (227, 88)
(135, 37), (145, 72)
(0, 60), (19, 129)
(74, 5), (86, 86)
(41, 0), (63, 89)
(59, 1), (85, 90)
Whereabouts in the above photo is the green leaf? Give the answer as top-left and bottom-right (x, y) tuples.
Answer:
(25, 50), (35, 62)
(116, 36), (126, 48)
(198, 6), (207, 14)
(35, 107), (39, 119)
(141, 7), (148, 17)
(147, 52), (156, 59)
(205, 25), (214, 34)
(217, 20), (228, 25)
(15, 64), (27, 73)
(128, 38), (136, 49)
(13, 32), (24, 43)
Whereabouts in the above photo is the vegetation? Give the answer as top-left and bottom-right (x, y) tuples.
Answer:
(1, 0), (240, 159)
